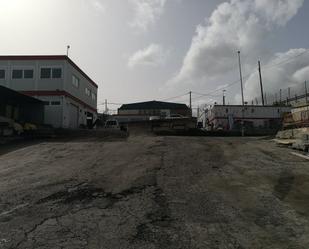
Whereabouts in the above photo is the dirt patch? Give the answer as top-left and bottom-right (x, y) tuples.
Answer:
(36, 183), (115, 205)
(274, 171), (295, 200)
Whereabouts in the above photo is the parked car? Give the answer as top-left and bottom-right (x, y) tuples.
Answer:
(104, 119), (120, 130)
(149, 116), (160, 121)
(165, 114), (187, 119)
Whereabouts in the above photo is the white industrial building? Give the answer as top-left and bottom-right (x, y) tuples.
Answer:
(202, 105), (292, 130)
(0, 55), (98, 128)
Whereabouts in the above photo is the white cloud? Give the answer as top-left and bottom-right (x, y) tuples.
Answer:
(128, 44), (169, 68)
(244, 48), (309, 101)
(88, 0), (106, 13)
(254, 0), (304, 26)
(167, 0), (305, 103)
(129, 0), (167, 31)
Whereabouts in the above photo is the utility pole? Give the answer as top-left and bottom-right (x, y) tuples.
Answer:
(305, 81), (308, 104)
(237, 51), (245, 136)
(105, 99), (108, 114)
(258, 61), (265, 106)
(197, 106), (200, 119)
(238, 51), (245, 106)
(222, 90), (226, 106)
(66, 45), (70, 57)
(280, 89), (282, 104)
(189, 91), (192, 116)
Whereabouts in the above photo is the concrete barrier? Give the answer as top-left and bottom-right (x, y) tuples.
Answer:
(276, 128), (309, 139)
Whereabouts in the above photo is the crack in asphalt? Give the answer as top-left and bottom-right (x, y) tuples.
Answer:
(9, 180), (162, 248)
(3, 138), (190, 249)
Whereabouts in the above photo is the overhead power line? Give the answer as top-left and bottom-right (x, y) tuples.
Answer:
(99, 49), (309, 110)
(191, 91), (221, 97)
(189, 49), (309, 102)
(263, 49), (309, 70)
(161, 92), (189, 101)
(98, 102), (123, 106)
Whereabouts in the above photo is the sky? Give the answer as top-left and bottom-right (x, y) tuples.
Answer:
(0, 0), (308, 112)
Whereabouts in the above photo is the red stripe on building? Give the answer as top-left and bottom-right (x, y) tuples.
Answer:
(20, 90), (97, 113)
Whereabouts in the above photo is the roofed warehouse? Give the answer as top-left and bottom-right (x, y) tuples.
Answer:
(117, 100), (191, 122)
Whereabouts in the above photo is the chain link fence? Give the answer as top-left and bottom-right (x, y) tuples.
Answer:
(250, 81), (309, 106)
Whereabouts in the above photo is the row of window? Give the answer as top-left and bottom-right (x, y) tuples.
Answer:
(84, 87), (96, 100)
(0, 68), (62, 80)
(0, 68), (96, 101)
(72, 75), (96, 100)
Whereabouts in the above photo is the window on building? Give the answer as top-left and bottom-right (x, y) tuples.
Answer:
(24, 69), (34, 79)
(12, 69), (23, 79)
(0, 69), (5, 79)
(41, 67), (62, 79)
(12, 69), (34, 79)
(91, 92), (96, 100)
(72, 75), (80, 88)
(51, 101), (61, 105)
(52, 68), (62, 78)
(41, 68), (51, 79)
(43, 101), (50, 106)
(251, 109), (255, 113)
(85, 87), (91, 96)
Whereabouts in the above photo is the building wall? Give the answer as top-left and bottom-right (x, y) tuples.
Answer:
(206, 105), (292, 130)
(118, 108), (189, 117)
(0, 59), (65, 91)
(64, 62), (97, 110)
(62, 96), (97, 129)
(0, 58), (98, 128)
(36, 96), (64, 128)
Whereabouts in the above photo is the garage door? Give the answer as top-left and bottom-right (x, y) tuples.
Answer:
(69, 104), (79, 129)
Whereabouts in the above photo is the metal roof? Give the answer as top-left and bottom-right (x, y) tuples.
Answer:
(119, 101), (189, 110)
(0, 85), (43, 104)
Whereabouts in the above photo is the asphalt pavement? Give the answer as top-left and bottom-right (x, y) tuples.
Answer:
(0, 133), (309, 249)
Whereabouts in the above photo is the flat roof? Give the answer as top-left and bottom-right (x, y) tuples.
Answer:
(0, 55), (98, 88)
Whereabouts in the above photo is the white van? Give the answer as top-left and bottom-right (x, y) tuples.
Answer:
(104, 119), (120, 130)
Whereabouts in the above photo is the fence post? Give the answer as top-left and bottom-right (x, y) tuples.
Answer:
(305, 81), (308, 104)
